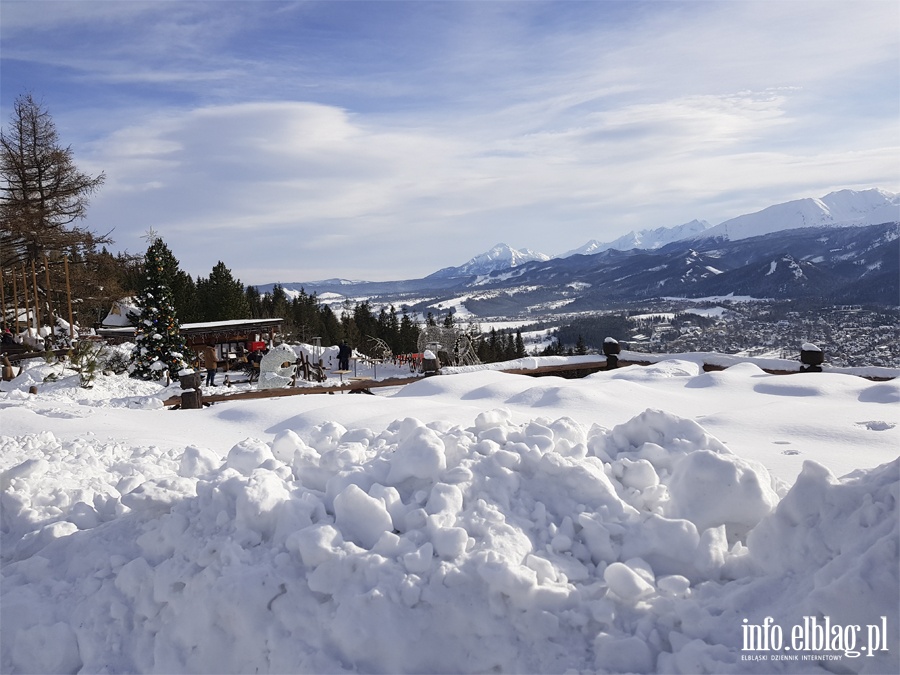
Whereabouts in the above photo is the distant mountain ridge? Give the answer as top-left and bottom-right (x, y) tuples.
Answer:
(700, 188), (899, 241)
(425, 188), (899, 277)
(452, 222), (899, 313)
(560, 219), (712, 257)
(428, 243), (550, 279)
(261, 222), (899, 313)
(560, 188), (897, 257)
(257, 188), (899, 310)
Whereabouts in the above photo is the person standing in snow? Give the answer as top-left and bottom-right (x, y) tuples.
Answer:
(201, 344), (218, 386)
(337, 341), (352, 371)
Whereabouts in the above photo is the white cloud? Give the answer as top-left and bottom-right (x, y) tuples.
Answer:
(5, 0), (898, 283)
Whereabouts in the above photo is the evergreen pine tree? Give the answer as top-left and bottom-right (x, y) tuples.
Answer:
(245, 285), (262, 318)
(575, 334), (587, 355)
(503, 331), (515, 359)
(196, 261), (250, 320)
(130, 236), (190, 381)
(515, 330), (526, 358)
(398, 310), (419, 353)
(319, 304), (341, 345)
(139, 238), (199, 322)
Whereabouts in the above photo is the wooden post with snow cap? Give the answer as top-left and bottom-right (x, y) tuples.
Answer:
(603, 337), (620, 370)
(421, 342), (441, 375)
(799, 342), (824, 373)
(180, 389), (202, 409)
(179, 370), (204, 409)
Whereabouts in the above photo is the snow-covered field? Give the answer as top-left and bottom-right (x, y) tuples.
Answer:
(1, 349), (898, 674)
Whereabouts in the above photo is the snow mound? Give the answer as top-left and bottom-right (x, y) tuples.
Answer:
(2, 408), (896, 673)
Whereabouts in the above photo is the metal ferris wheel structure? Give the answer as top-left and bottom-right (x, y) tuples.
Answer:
(417, 325), (481, 367)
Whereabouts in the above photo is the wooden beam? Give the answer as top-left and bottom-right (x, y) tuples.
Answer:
(2, 348), (69, 362)
(162, 374), (426, 406)
(162, 358), (897, 409)
(499, 360), (609, 375)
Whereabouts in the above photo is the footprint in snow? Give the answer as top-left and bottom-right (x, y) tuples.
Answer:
(37, 407), (90, 419)
(856, 420), (895, 431)
(773, 440), (800, 455)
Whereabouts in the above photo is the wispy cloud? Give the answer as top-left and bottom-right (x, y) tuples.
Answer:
(2, 0), (897, 283)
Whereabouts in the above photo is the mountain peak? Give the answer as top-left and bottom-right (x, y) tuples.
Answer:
(701, 188), (899, 241)
(428, 243), (550, 279)
(559, 219), (712, 258)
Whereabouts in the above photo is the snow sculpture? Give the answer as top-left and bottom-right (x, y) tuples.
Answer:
(257, 344), (296, 389)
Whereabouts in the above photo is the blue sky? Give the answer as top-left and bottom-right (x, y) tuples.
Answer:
(2, 0), (898, 285)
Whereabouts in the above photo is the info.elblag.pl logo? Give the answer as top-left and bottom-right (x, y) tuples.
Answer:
(741, 616), (892, 663)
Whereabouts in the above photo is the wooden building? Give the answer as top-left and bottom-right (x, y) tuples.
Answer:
(97, 318), (283, 353)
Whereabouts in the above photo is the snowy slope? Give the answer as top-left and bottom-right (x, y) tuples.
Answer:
(1, 351), (898, 674)
(702, 188), (900, 241)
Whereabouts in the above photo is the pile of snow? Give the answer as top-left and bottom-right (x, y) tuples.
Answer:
(1, 353), (898, 673)
(101, 298), (140, 327)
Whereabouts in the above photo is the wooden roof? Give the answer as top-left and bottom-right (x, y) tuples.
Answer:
(97, 318), (283, 346)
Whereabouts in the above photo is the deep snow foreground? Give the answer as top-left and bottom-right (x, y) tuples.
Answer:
(1, 353), (898, 674)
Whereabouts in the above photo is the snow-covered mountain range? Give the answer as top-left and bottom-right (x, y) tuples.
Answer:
(433, 188), (898, 274)
(449, 222), (900, 313)
(560, 219), (712, 257)
(427, 243), (550, 279)
(260, 188), (899, 309)
(700, 188), (899, 241)
(560, 188), (898, 257)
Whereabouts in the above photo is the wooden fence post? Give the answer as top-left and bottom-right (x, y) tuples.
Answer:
(10, 268), (18, 333)
(21, 264), (32, 337)
(30, 259), (41, 336)
(63, 256), (74, 341)
(2, 355), (15, 381)
(0, 266), (6, 331)
(43, 254), (55, 331)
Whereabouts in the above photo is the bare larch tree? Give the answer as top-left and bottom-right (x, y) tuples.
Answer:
(1, 93), (110, 334)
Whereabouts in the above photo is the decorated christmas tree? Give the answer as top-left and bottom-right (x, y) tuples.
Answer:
(130, 233), (191, 381)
